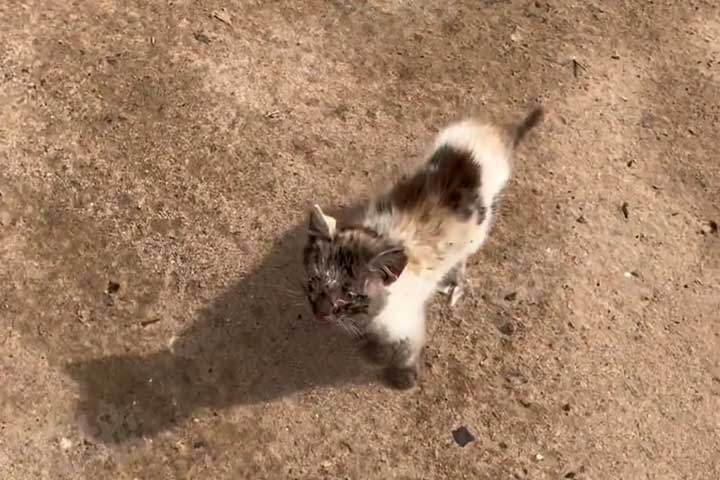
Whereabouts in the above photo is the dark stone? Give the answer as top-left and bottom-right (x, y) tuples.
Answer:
(498, 320), (515, 336)
(621, 202), (629, 219)
(452, 426), (476, 447)
(194, 32), (211, 44)
(107, 281), (120, 294)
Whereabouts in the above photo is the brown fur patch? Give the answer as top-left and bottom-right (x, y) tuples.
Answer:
(386, 146), (482, 221)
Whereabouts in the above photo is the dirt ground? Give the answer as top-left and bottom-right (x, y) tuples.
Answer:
(1, 0), (719, 478)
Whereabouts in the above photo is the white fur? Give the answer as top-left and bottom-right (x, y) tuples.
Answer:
(369, 120), (514, 357)
(370, 270), (435, 364)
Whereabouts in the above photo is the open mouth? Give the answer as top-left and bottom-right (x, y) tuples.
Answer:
(314, 313), (332, 323)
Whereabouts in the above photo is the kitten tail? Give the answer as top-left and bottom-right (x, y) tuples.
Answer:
(510, 105), (544, 148)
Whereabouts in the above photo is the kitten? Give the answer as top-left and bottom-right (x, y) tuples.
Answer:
(302, 106), (544, 389)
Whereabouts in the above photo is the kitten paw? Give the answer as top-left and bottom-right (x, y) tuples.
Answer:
(384, 365), (418, 390)
(449, 285), (464, 307)
(439, 284), (464, 307)
(438, 261), (466, 306)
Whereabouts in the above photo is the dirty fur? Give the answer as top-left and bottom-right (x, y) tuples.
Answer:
(303, 106), (544, 389)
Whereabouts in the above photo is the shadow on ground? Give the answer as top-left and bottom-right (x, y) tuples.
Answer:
(66, 205), (376, 444)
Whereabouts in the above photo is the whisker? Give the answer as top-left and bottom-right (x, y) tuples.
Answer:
(345, 322), (357, 338)
(347, 321), (362, 339)
(275, 290), (304, 305)
(339, 321), (351, 337)
(283, 285), (304, 296)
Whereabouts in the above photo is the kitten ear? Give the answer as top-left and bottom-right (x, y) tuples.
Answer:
(370, 247), (408, 285)
(308, 204), (337, 239)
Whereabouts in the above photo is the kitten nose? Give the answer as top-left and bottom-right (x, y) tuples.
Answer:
(312, 294), (333, 320)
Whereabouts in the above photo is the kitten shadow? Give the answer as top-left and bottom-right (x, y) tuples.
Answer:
(65, 204), (375, 444)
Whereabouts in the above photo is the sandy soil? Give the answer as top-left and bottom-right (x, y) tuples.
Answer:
(1, 1), (719, 479)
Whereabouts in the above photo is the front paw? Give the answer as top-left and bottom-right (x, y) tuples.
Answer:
(384, 365), (418, 390)
(449, 285), (464, 307)
(438, 284), (464, 307)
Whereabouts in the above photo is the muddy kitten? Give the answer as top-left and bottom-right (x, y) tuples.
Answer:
(303, 107), (544, 389)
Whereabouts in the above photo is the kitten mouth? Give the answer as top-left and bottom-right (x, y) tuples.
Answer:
(313, 313), (332, 323)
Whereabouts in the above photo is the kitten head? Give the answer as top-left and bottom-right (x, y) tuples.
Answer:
(302, 205), (407, 330)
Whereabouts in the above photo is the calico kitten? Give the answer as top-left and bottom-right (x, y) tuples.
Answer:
(303, 106), (544, 389)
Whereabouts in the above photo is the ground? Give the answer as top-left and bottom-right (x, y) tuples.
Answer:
(1, 0), (719, 479)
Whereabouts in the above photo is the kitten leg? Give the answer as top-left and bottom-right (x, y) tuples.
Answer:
(360, 335), (392, 365)
(384, 338), (423, 390)
(438, 260), (466, 307)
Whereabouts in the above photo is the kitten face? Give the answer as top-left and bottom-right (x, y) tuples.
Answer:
(303, 239), (374, 325)
(302, 205), (406, 333)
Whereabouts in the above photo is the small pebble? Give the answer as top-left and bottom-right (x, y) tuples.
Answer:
(212, 9), (233, 25)
(59, 437), (73, 451)
(107, 281), (120, 294)
(194, 32), (211, 44)
(700, 220), (718, 235)
(504, 291), (518, 301)
(498, 320), (515, 336)
(518, 398), (532, 408)
(576, 215), (587, 224)
(452, 426), (475, 447)
(621, 202), (629, 219)
(535, 453), (544, 461)
(504, 369), (527, 385)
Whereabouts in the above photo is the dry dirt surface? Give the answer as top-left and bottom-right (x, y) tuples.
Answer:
(1, 1), (719, 479)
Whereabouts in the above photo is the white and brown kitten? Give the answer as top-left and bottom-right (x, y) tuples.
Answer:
(303, 107), (544, 389)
